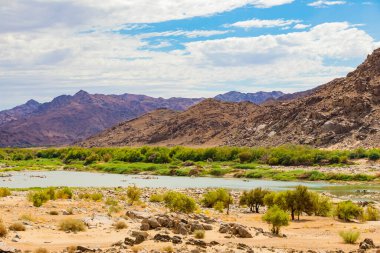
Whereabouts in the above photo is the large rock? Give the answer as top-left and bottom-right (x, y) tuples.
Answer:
(0, 243), (16, 253)
(359, 238), (375, 250)
(219, 223), (252, 238)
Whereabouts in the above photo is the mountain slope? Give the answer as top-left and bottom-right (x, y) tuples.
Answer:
(0, 99), (41, 126)
(81, 48), (380, 148)
(0, 91), (202, 147)
(214, 91), (285, 104)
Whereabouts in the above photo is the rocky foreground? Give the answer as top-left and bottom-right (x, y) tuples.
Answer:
(0, 188), (379, 253)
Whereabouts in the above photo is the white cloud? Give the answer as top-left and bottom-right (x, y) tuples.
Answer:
(139, 30), (230, 39)
(226, 18), (301, 29)
(308, 0), (347, 8)
(293, 24), (311, 29)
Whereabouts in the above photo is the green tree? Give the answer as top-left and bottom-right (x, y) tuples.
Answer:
(262, 205), (289, 235)
(239, 188), (270, 213)
(202, 188), (233, 214)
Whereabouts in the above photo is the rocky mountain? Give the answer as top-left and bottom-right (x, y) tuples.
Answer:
(214, 91), (285, 104)
(0, 99), (41, 126)
(0, 91), (202, 147)
(81, 48), (380, 149)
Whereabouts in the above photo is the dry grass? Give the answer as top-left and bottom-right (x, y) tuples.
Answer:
(161, 245), (174, 253)
(114, 220), (127, 230)
(339, 230), (360, 244)
(34, 248), (49, 253)
(131, 245), (143, 253)
(9, 222), (26, 231)
(194, 229), (205, 239)
(59, 218), (86, 232)
(49, 210), (59, 215)
(0, 220), (7, 237)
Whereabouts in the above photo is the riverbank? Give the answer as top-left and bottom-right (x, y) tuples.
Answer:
(0, 187), (379, 253)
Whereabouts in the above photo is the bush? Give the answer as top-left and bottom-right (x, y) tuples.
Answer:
(364, 205), (380, 221)
(0, 188), (11, 198)
(49, 210), (59, 215)
(334, 201), (363, 221)
(163, 191), (197, 213)
(202, 188), (233, 214)
(262, 205), (289, 235)
(149, 194), (164, 202)
(0, 220), (7, 237)
(34, 248), (49, 253)
(238, 152), (253, 163)
(368, 150), (380, 161)
(162, 245), (174, 253)
(239, 188), (270, 213)
(310, 192), (332, 217)
(339, 230), (360, 244)
(44, 187), (57, 200)
(194, 229), (205, 239)
(28, 191), (50, 207)
(55, 187), (73, 199)
(127, 185), (142, 205)
(9, 222), (26, 231)
(114, 220), (127, 230)
(59, 218), (86, 232)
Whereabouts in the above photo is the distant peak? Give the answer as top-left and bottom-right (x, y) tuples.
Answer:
(74, 90), (90, 96)
(25, 99), (40, 106)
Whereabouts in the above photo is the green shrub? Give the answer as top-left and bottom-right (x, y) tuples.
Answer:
(364, 205), (379, 221)
(9, 222), (26, 231)
(28, 191), (50, 207)
(239, 188), (270, 213)
(262, 205), (289, 235)
(334, 201), (363, 221)
(0, 188), (11, 198)
(339, 230), (360, 244)
(238, 152), (252, 163)
(79, 192), (104, 202)
(194, 229), (205, 239)
(59, 218), (86, 232)
(310, 192), (332, 217)
(149, 194), (164, 202)
(202, 188), (233, 214)
(126, 185), (142, 205)
(163, 191), (197, 213)
(368, 150), (380, 161)
(55, 187), (73, 199)
(44, 187), (57, 200)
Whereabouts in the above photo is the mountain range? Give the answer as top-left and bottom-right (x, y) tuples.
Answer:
(0, 90), (285, 147)
(80, 48), (380, 149)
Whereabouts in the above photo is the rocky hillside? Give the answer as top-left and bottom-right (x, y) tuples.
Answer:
(0, 91), (202, 147)
(0, 99), (41, 126)
(214, 91), (285, 104)
(81, 48), (380, 148)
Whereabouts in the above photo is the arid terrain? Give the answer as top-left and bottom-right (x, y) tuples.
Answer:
(0, 188), (379, 253)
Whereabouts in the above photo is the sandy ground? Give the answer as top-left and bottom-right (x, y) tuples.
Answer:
(0, 190), (379, 252)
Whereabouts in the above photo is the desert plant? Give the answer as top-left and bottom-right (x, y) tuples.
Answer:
(339, 230), (360, 244)
(202, 188), (233, 214)
(335, 201), (363, 221)
(163, 191), (197, 213)
(28, 191), (50, 207)
(44, 187), (57, 200)
(0, 220), (7, 237)
(0, 188), (11, 198)
(310, 192), (333, 217)
(34, 248), (49, 253)
(262, 205), (289, 235)
(9, 222), (26, 231)
(127, 185), (142, 205)
(161, 245), (174, 253)
(194, 229), (205, 239)
(59, 218), (86, 232)
(149, 193), (164, 202)
(364, 205), (380, 221)
(239, 188), (270, 213)
(55, 187), (73, 199)
(49, 210), (59, 215)
(114, 220), (128, 230)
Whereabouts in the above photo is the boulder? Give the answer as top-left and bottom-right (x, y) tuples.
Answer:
(76, 246), (95, 252)
(359, 238), (375, 250)
(148, 218), (161, 229)
(153, 234), (172, 242)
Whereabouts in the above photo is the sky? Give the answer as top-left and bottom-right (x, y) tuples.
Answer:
(1, 0), (380, 110)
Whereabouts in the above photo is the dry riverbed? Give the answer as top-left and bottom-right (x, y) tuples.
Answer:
(0, 188), (379, 253)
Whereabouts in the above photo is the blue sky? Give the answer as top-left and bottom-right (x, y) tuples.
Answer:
(1, 0), (380, 109)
